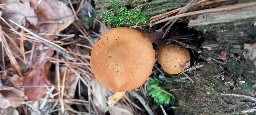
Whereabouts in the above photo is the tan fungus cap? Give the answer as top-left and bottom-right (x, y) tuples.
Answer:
(157, 44), (190, 74)
(90, 27), (155, 91)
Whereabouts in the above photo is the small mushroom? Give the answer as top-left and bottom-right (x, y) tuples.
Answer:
(157, 44), (190, 74)
(90, 27), (155, 104)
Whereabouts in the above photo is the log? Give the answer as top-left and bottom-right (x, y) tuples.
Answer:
(188, 4), (256, 43)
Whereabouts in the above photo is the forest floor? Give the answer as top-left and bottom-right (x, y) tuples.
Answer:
(0, 0), (256, 115)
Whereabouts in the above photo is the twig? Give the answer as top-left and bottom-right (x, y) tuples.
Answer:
(242, 107), (256, 114)
(129, 90), (154, 115)
(152, 1), (256, 25)
(9, 20), (75, 60)
(73, 23), (94, 46)
(47, 100), (59, 114)
(76, 44), (92, 50)
(161, 0), (197, 38)
(68, 0), (78, 20)
(221, 93), (256, 102)
(181, 72), (195, 83)
(183, 63), (204, 73)
(207, 57), (226, 65)
(1, 42), (5, 69)
(19, 25), (25, 60)
(160, 105), (167, 115)
(40, 85), (55, 109)
(75, 0), (85, 14)
(34, 0), (43, 9)
(23, 102), (42, 115)
(150, 0), (229, 23)
(123, 95), (143, 111)
(55, 60), (64, 113)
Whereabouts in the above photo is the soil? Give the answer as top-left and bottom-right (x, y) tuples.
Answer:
(169, 47), (256, 114)
(145, 20), (256, 114)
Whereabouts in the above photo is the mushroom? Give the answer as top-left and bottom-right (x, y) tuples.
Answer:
(90, 27), (155, 104)
(157, 44), (190, 74)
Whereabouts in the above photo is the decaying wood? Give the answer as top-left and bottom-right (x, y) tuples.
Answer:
(188, 1), (256, 43)
(189, 3), (256, 26)
(150, 0), (232, 25)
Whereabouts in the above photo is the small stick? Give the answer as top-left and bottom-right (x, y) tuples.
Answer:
(160, 105), (167, 115)
(129, 90), (154, 115)
(68, 0), (78, 20)
(181, 72), (195, 83)
(75, 0), (85, 14)
(9, 20), (75, 60)
(34, 0), (43, 9)
(40, 85), (55, 109)
(183, 64), (204, 73)
(161, 0), (197, 38)
(19, 24), (25, 60)
(23, 102), (42, 115)
(150, 0), (229, 23)
(1, 42), (5, 69)
(221, 93), (256, 102)
(242, 107), (256, 114)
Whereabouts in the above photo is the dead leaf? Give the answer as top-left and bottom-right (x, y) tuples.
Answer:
(0, 94), (12, 108)
(22, 48), (54, 101)
(90, 79), (111, 113)
(2, 1), (38, 28)
(99, 22), (109, 35)
(59, 67), (79, 98)
(0, 106), (19, 115)
(0, 86), (25, 108)
(29, 0), (75, 35)
(0, 26), (22, 75)
(108, 103), (134, 115)
(0, 0), (20, 4)
(10, 74), (23, 89)
(244, 43), (256, 66)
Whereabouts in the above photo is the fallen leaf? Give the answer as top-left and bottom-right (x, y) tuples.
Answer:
(0, 0), (22, 4)
(108, 103), (134, 115)
(0, 69), (15, 87)
(0, 86), (25, 108)
(29, 0), (75, 35)
(22, 48), (54, 101)
(244, 43), (256, 66)
(90, 79), (111, 113)
(2, 1), (38, 28)
(0, 106), (19, 115)
(0, 94), (12, 108)
(10, 74), (23, 89)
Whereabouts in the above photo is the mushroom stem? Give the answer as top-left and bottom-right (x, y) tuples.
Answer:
(107, 91), (126, 105)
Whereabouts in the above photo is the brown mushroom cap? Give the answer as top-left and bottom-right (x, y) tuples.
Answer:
(157, 44), (190, 74)
(90, 27), (155, 92)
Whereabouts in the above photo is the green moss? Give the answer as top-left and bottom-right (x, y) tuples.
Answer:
(227, 60), (240, 71)
(239, 81), (253, 90)
(100, 0), (149, 27)
(148, 77), (175, 105)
